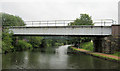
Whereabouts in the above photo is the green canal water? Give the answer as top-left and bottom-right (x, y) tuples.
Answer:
(2, 45), (119, 69)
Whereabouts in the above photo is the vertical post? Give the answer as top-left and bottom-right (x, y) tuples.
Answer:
(55, 20), (56, 26)
(101, 19), (103, 26)
(104, 21), (105, 26)
(118, 1), (120, 24)
(112, 20), (114, 25)
(47, 21), (48, 26)
(32, 21), (33, 26)
(64, 21), (65, 26)
(39, 21), (41, 26)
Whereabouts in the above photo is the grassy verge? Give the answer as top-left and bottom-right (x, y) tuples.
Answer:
(91, 53), (120, 61)
(111, 52), (120, 57)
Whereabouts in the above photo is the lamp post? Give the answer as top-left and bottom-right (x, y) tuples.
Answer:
(118, 1), (120, 24)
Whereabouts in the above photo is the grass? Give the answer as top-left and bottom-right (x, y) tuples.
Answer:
(111, 52), (120, 57)
(80, 42), (94, 51)
(91, 53), (120, 61)
(69, 46), (81, 51)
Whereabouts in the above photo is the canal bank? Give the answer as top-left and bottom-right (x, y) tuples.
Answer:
(68, 46), (120, 63)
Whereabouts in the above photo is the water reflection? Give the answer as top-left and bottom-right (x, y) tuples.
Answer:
(2, 45), (119, 69)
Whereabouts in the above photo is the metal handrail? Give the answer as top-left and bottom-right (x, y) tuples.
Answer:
(25, 20), (74, 26)
(2, 19), (116, 27)
(93, 19), (116, 26)
(25, 19), (115, 26)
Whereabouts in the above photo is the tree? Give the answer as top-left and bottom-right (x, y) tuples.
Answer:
(2, 28), (14, 53)
(1, 13), (25, 53)
(29, 37), (43, 48)
(2, 13), (25, 26)
(16, 40), (33, 51)
(69, 14), (93, 25)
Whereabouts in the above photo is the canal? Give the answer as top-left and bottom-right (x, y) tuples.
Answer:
(2, 45), (119, 69)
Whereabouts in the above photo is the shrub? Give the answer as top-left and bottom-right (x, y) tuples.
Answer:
(16, 40), (33, 50)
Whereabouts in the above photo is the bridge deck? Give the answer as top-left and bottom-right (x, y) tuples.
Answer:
(9, 26), (112, 36)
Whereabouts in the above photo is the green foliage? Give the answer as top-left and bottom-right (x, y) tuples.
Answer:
(1, 13), (25, 53)
(69, 14), (93, 25)
(2, 29), (14, 53)
(55, 43), (64, 46)
(29, 37), (43, 48)
(1, 13), (25, 26)
(40, 37), (65, 48)
(80, 42), (94, 51)
(16, 40), (33, 50)
(2, 41), (13, 53)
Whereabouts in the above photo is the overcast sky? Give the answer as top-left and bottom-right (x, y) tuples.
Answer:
(0, 0), (120, 23)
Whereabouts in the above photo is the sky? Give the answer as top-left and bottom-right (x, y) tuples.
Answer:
(0, 0), (120, 23)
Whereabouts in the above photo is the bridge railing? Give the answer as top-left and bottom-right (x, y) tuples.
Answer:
(93, 19), (116, 26)
(25, 20), (74, 26)
(24, 19), (116, 26)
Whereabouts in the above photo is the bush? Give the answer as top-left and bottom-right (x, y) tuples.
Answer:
(16, 40), (33, 50)
(80, 42), (94, 51)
